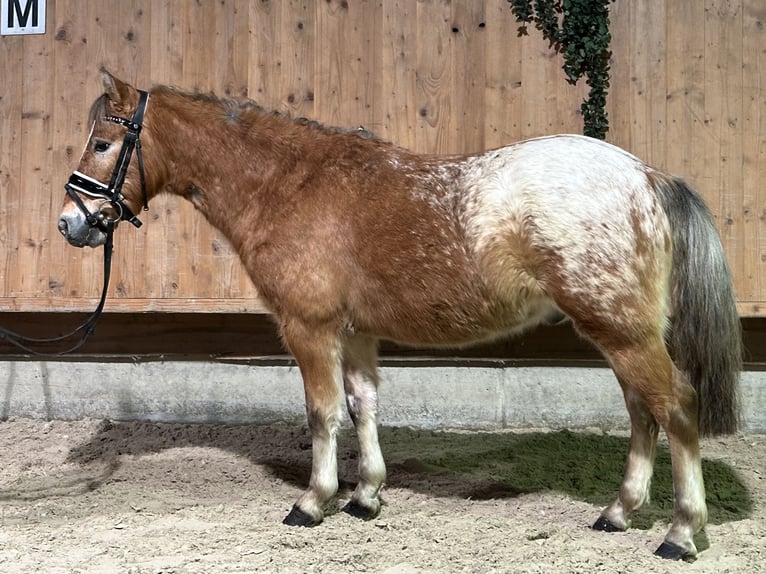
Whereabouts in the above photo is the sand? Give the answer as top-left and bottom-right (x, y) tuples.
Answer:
(0, 418), (763, 573)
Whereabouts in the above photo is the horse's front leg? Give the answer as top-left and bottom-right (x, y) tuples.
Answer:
(341, 333), (386, 520)
(281, 322), (343, 527)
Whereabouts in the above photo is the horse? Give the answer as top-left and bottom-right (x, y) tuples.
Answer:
(58, 70), (742, 561)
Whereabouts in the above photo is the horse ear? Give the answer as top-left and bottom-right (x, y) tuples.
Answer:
(99, 67), (134, 109)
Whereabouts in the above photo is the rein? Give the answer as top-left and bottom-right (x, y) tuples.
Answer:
(0, 91), (150, 356)
(0, 222), (114, 355)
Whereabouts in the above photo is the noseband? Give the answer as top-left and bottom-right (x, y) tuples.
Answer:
(65, 89), (150, 229)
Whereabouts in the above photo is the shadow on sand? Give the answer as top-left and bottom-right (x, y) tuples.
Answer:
(54, 420), (753, 529)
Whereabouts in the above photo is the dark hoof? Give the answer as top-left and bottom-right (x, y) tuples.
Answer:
(342, 500), (380, 521)
(591, 516), (624, 533)
(654, 541), (694, 561)
(282, 505), (321, 527)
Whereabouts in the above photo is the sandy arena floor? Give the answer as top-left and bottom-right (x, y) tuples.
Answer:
(0, 418), (763, 573)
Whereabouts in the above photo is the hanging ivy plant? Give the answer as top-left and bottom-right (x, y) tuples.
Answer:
(507, 0), (615, 140)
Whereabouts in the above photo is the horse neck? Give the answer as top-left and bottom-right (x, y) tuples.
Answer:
(144, 89), (302, 243)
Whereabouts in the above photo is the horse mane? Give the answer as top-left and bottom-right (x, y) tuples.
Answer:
(150, 84), (381, 142)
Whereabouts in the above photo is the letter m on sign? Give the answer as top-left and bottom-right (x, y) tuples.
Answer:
(1, 0), (46, 35)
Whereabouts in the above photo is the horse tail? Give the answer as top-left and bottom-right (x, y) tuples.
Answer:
(651, 171), (742, 436)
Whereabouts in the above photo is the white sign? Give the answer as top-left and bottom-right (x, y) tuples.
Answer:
(1, 0), (46, 36)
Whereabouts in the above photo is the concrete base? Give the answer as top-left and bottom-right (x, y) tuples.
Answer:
(1, 359), (764, 433)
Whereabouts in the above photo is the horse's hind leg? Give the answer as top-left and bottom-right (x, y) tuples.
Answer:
(596, 334), (705, 560)
(281, 321), (343, 527)
(593, 380), (659, 532)
(341, 333), (386, 519)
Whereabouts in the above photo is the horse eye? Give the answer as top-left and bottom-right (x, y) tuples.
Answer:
(93, 141), (111, 153)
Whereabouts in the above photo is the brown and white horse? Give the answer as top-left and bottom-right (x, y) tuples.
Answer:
(59, 71), (742, 561)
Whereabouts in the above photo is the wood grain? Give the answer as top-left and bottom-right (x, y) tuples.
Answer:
(0, 0), (763, 315)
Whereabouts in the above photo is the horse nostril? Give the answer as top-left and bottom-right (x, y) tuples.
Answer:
(58, 218), (69, 237)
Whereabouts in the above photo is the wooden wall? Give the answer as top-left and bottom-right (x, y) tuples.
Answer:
(0, 0), (764, 316)
(608, 0), (766, 317)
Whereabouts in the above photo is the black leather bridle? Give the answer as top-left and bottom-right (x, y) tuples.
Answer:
(65, 89), (150, 230)
(0, 91), (150, 355)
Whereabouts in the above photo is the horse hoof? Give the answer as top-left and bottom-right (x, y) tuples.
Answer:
(654, 541), (694, 561)
(342, 500), (380, 521)
(282, 505), (321, 527)
(591, 516), (624, 533)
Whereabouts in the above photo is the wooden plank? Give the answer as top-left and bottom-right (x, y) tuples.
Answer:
(738, 302), (765, 317)
(143, 0), (185, 302)
(518, 14), (553, 139)
(378, 0), (418, 149)
(314, 0), (380, 131)
(221, 0), (251, 99)
(605, 0), (631, 151)
(0, 312), (286, 357)
(0, 33), (24, 299)
(149, 0), (184, 85)
(174, 0), (214, 302)
(741, 0), (766, 304)
(146, 1), (233, 303)
(643, 0), (668, 167)
(483, 1), (523, 148)
(449, 1), (486, 153)
(664, 0), (705, 179)
(48, 0), (94, 303)
(415, 0), (453, 153)
(174, 0), (229, 301)
(279, 0), (316, 119)
(133, 0), (165, 301)
(182, 0), (218, 91)
(0, 297), (268, 313)
(2, 296), (762, 318)
(100, 1), (158, 303)
(617, 0), (667, 165)
(2, 312), (764, 364)
(0, 312), (605, 360)
(249, 0), (280, 108)
(703, 0), (745, 300)
(17, 23), (55, 299)
(249, 0), (315, 117)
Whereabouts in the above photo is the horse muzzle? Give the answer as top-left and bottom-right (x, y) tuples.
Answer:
(58, 210), (108, 248)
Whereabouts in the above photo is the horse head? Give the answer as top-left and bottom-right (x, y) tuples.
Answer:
(59, 69), (150, 247)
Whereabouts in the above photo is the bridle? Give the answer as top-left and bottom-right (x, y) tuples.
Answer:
(65, 89), (150, 230)
(0, 90), (150, 355)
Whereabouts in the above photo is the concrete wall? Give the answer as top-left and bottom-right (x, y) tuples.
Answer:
(2, 360), (764, 433)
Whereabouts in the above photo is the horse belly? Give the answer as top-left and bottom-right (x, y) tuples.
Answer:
(349, 252), (556, 348)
